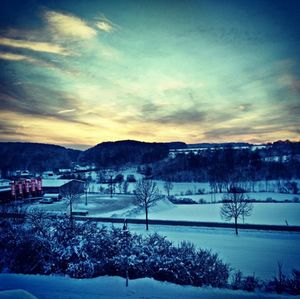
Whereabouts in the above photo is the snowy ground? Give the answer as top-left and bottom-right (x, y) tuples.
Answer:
(26, 188), (300, 281)
(86, 177), (300, 200)
(32, 192), (300, 225)
(0, 274), (293, 299)
(176, 192), (299, 203)
(133, 200), (300, 226)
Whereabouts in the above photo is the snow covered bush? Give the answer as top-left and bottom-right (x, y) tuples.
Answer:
(265, 268), (300, 295)
(66, 260), (95, 278)
(2, 215), (300, 294)
(0, 216), (232, 289)
(5, 230), (52, 274)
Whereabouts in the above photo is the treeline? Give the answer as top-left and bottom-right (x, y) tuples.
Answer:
(79, 140), (170, 167)
(0, 142), (81, 175)
(151, 147), (300, 185)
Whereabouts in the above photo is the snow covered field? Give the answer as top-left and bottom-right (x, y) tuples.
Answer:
(33, 192), (300, 226)
(27, 182), (300, 283)
(134, 201), (300, 226)
(0, 274), (293, 299)
(87, 178), (300, 202)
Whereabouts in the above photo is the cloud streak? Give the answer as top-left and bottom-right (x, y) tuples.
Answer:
(0, 51), (36, 62)
(0, 37), (71, 55)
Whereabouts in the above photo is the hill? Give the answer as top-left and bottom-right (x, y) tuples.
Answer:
(79, 140), (173, 167)
(0, 142), (81, 175)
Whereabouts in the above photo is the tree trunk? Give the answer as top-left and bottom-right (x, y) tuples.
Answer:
(145, 206), (149, 231)
(70, 200), (73, 220)
(70, 200), (74, 229)
(110, 176), (113, 198)
(235, 216), (238, 235)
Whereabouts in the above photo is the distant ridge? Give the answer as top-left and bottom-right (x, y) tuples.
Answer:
(187, 142), (251, 149)
(0, 142), (81, 174)
(78, 140), (176, 167)
(1, 140), (299, 175)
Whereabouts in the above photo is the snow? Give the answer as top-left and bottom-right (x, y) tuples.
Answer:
(0, 274), (292, 299)
(34, 190), (300, 226)
(42, 179), (73, 187)
(132, 200), (300, 226)
(43, 193), (60, 198)
(176, 192), (299, 203)
(0, 290), (37, 299)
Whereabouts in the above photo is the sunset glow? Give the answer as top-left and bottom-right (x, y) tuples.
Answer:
(0, 0), (299, 148)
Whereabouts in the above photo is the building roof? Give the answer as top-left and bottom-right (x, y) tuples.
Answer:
(42, 179), (73, 187)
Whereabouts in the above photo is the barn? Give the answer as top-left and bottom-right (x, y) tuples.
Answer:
(42, 179), (85, 195)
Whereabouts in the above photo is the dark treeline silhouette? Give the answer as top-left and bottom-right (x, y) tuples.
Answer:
(78, 140), (170, 167)
(152, 143), (300, 184)
(0, 142), (81, 176)
(1, 140), (300, 183)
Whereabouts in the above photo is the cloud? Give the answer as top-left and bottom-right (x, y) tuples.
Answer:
(58, 109), (76, 114)
(140, 107), (207, 125)
(96, 21), (114, 33)
(203, 124), (296, 141)
(0, 51), (36, 62)
(44, 10), (97, 39)
(0, 50), (78, 76)
(0, 120), (27, 138)
(278, 74), (300, 93)
(95, 14), (119, 33)
(0, 37), (71, 55)
(0, 81), (91, 126)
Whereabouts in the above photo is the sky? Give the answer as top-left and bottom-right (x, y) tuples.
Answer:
(0, 0), (300, 149)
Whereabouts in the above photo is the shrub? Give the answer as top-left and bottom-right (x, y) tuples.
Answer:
(231, 271), (260, 292)
(242, 275), (260, 291)
(67, 260), (95, 278)
(197, 188), (205, 194)
(265, 263), (300, 295)
(0, 216), (229, 288)
(168, 197), (197, 204)
(185, 189), (193, 195)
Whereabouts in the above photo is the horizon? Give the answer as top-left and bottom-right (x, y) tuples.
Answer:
(1, 0), (300, 148)
(0, 138), (298, 151)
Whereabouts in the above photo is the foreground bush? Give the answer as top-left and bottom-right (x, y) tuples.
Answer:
(0, 215), (299, 295)
(0, 216), (229, 288)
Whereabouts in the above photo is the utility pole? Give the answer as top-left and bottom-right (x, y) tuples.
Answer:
(110, 175), (113, 198)
(85, 187), (88, 206)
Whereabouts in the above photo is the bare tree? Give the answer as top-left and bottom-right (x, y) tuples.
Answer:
(84, 179), (91, 206)
(163, 180), (174, 198)
(26, 208), (52, 238)
(134, 179), (161, 230)
(220, 185), (253, 235)
(61, 181), (84, 223)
